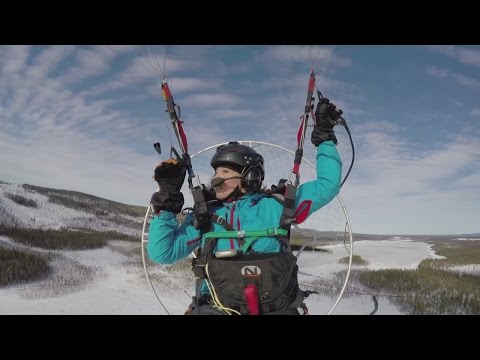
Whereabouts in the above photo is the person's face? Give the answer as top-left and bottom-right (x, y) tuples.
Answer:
(213, 166), (244, 200)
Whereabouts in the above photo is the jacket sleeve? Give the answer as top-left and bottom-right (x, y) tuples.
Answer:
(147, 211), (202, 264)
(294, 140), (342, 218)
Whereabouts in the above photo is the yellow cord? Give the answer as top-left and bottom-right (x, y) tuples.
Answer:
(204, 263), (241, 315)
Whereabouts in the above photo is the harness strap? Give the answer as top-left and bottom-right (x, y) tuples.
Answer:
(270, 180), (297, 241)
(192, 237), (216, 302)
(202, 228), (288, 254)
(210, 214), (234, 231)
(240, 237), (257, 254)
(278, 183), (297, 234)
(203, 228), (288, 240)
(244, 285), (260, 315)
(192, 186), (210, 232)
(192, 199), (240, 302)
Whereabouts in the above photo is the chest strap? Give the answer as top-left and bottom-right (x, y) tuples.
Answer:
(203, 228), (289, 254)
(210, 214), (234, 231)
(203, 228), (288, 239)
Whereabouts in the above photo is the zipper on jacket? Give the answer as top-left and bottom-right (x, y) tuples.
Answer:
(229, 201), (236, 249)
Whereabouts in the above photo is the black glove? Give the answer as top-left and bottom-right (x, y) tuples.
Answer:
(201, 184), (217, 202)
(151, 158), (186, 214)
(151, 191), (184, 215)
(311, 97), (343, 146)
(153, 158), (186, 193)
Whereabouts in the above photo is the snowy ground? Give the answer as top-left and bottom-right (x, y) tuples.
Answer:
(294, 239), (444, 315)
(448, 264), (480, 276)
(0, 183), (142, 236)
(0, 239), (162, 314)
(0, 237), (445, 315)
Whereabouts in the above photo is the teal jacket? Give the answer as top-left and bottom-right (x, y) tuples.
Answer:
(148, 140), (342, 265)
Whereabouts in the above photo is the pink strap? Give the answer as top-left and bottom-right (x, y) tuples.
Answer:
(244, 285), (260, 315)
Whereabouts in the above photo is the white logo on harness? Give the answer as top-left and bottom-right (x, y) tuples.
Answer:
(241, 265), (262, 277)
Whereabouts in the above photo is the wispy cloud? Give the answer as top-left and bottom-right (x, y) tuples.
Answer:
(341, 131), (480, 233)
(259, 45), (332, 63)
(425, 45), (480, 68)
(453, 171), (480, 188)
(84, 56), (156, 96)
(104, 45), (140, 54)
(451, 73), (480, 89)
(25, 45), (76, 80)
(424, 45), (456, 57)
(447, 97), (464, 107)
(425, 64), (480, 90)
(85, 55), (205, 98)
(0, 45), (31, 75)
(207, 109), (255, 118)
(0, 127), (156, 205)
(472, 108), (480, 117)
(145, 77), (222, 98)
(425, 65), (449, 78)
(457, 47), (480, 67)
(361, 120), (401, 134)
(181, 93), (240, 108)
(257, 45), (351, 70)
(59, 48), (114, 84)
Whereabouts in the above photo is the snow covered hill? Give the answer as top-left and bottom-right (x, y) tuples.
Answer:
(0, 181), (145, 236)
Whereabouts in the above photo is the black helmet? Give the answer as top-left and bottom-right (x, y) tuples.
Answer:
(210, 142), (265, 192)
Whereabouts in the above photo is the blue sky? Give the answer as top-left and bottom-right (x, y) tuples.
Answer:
(0, 45), (479, 235)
